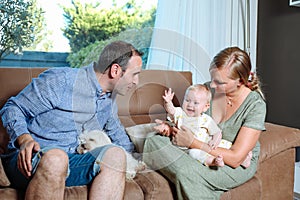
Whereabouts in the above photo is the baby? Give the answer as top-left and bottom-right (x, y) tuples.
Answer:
(77, 130), (146, 180)
(155, 84), (252, 168)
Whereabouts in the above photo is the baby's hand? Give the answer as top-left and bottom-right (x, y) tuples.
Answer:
(163, 88), (175, 103)
(208, 131), (222, 149)
(154, 119), (172, 136)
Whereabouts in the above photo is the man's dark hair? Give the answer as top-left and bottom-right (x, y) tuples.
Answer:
(96, 41), (143, 73)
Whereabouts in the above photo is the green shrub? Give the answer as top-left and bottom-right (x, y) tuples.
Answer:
(0, 0), (44, 59)
(63, 0), (155, 53)
(67, 27), (153, 69)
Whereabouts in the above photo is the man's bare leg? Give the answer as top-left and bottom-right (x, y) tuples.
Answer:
(89, 147), (126, 200)
(25, 149), (68, 200)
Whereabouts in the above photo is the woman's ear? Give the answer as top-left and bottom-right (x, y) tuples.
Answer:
(237, 78), (243, 87)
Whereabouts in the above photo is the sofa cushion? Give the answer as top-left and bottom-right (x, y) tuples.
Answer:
(0, 180), (145, 200)
(220, 175), (262, 200)
(0, 188), (23, 199)
(125, 123), (157, 153)
(134, 171), (173, 200)
(64, 185), (88, 199)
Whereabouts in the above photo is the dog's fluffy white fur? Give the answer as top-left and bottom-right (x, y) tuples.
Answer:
(77, 130), (146, 180)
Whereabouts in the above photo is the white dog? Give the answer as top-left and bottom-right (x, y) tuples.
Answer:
(77, 130), (146, 180)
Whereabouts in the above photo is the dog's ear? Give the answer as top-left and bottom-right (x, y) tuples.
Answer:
(78, 134), (86, 144)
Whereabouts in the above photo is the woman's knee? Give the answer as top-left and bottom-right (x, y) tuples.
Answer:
(144, 135), (171, 151)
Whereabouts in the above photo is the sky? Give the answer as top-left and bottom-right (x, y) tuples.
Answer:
(37, 0), (158, 52)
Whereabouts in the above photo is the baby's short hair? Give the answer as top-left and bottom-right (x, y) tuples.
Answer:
(185, 84), (212, 103)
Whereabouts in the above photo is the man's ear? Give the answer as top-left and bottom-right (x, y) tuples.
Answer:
(109, 64), (121, 78)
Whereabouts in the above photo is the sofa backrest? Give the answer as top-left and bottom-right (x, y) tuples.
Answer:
(0, 67), (48, 108)
(117, 70), (193, 127)
(0, 67), (192, 153)
(0, 67), (48, 154)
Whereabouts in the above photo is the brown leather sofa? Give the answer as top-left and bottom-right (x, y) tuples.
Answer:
(1, 67), (300, 200)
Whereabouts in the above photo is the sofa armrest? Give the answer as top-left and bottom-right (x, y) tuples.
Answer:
(0, 158), (10, 186)
(259, 122), (300, 163)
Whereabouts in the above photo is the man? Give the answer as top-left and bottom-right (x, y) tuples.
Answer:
(0, 41), (143, 199)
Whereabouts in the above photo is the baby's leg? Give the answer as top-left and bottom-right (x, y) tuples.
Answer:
(205, 155), (224, 167)
(241, 151), (253, 168)
(189, 149), (224, 167)
(188, 149), (207, 164)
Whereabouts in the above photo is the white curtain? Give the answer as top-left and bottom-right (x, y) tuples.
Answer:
(146, 0), (258, 84)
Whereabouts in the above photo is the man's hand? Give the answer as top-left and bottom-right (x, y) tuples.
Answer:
(17, 134), (40, 178)
(172, 125), (194, 148)
(162, 88), (175, 103)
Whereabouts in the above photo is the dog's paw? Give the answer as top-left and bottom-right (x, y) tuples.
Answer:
(76, 145), (90, 154)
(76, 147), (84, 154)
(126, 171), (136, 180)
(125, 161), (147, 180)
(135, 161), (147, 172)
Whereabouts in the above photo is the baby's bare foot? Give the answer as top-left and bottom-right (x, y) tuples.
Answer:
(214, 155), (224, 167)
(241, 151), (253, 168)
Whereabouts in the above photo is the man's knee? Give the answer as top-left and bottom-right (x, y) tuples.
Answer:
(39, 148), (68, 175)
(101, 146), (126, 172)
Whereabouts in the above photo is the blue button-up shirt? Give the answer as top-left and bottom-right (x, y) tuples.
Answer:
(0, 63), (134, 153)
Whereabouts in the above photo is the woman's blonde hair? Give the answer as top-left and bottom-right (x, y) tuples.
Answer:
(209, 46), (264, 99)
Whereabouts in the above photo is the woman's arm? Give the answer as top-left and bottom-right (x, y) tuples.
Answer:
(190, 126), (261, 168)
(173, 125), (261, 168)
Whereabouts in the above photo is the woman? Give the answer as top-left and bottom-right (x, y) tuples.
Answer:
(143, 47), (266, 199)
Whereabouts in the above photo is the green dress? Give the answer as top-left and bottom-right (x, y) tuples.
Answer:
(143, 91), (266, 200)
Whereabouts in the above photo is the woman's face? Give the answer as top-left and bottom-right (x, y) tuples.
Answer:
(209, 67), (240, 94)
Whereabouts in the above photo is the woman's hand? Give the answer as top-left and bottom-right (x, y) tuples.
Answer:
(17, 134), (40, 178)
(172, 125), (195, 148)
(172, 126), (213, 153)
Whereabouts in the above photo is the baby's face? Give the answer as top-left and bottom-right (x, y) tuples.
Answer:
(182, 90), (209, 117)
